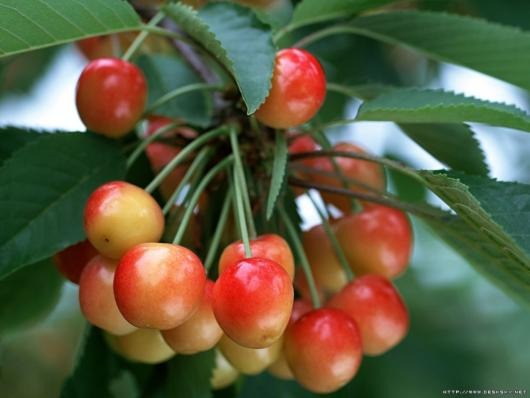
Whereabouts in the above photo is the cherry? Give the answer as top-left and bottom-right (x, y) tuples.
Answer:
(106, 328), (175, 364)
(162, 280), (222, 354)
(83, 181), (164, 260)
(293, 268), (324, 303)
(211, 349), (239, 390)
(255, 49), (326, 129)
(76, 58), (147, 138)
(114, 243), (206, 330)
(78, 255), (137, 336)
(303, 224), (348, 295)
(314, 142), (386, 212)
(218, 334), (282, 375)
(327, 275), (409, 356)
(218, 234), (295, 280)
(76, 36), (113, 60)
(284, 308), (362, 393)
(53, 240), (98, 284)
(288, 134), (320, 168)
(335, 205), (412, 279)
(213, 257), (293, 348)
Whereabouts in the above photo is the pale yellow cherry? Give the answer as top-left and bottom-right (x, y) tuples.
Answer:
(218, 335), (282, 375)
(211, 349), (239, 390)
(106, 329), (176, 364)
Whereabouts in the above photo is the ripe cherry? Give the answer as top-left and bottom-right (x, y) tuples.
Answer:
(327, 275), (409, 356)
(255, 49), (326, 129)
(162, 280), (222, 354)
(76, 58), (147, 138)
(218, 234), (295, 280)
(114, 243), (206, 330)
(211, 349), (239, 390)
(83, 181), (164, 260)
(213, 257), (293, 348)
(106, 328), (175, 364)
(78, 255), (137, 336)
(53, 240), (98, 284)
(284, 308), (362, 393)
(335, 205), (412, 279)
(218, 334), (282, 375)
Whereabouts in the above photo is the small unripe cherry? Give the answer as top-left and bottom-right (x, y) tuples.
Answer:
(83, 181), (164, 260)
(327, 275), (409, 356)
(114, 243), (206, 330)
(218, 234), (295, 280)
(213, 257), (293, 348)
(335, 205), (412, 279)
(53, 240), (98, 284)
(285, 308), (363, 393)
(211, 349), (239, 390)
(255, 48), (326, 129)
(162, 280), (222, 354)
(78, 255), (137, 335)
(106, 329), (175, 364)
(76, 58), (147, 138)
(218, 335), (282, 375)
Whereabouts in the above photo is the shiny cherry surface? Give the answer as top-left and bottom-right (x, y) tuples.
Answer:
(53, 240), (98, 284)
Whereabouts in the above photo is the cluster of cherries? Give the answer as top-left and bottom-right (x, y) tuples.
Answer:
(54, 34), (413, 393)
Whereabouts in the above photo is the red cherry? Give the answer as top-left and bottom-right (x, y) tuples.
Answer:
(76, 36), (113, 60)
(284, 308), (362, 393)
(335, 205), (412, 278)
(213, 257), (293, 348)
(218, 234), (295, 280)
(327, 275), (409, 356)
(255, 49), (326, 129)
(79, 255), (137, 335)
(76, 58), (147, 138)
(53, 240), (98, 284)
(114, 243), (206, 330)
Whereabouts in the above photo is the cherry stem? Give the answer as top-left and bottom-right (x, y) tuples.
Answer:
(203, 188), (233, 272)
(231, 167), (252, 258)
(229, 127), (257, 239)
(278, 204), (321, 309)
(173, 156), (234, 246)
(145, 126), (228, 194)
(145, 82), (225, 115)
(122, 10), (165, 61)
(126, 121), (182, 168)
(306, 191), (354, 281)
(162, 146), (213, 215)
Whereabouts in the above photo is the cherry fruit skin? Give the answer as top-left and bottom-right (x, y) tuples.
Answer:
(211, 349), (239, 390)
(53, 240), (98, 284)
(328, 275), (409, 356)
(284, 308), (362, 393)
(218, 335), (282, 375)
(335, 205), (412, 279)
(218, 234), (295, 280)
(162, 280), (222, 354)
(76, 58), (147, 138)
(213, 257), (293, 348)
(79, 255), (137, 335)
(114, 243), (206, 330)
(84, 181), (164, 260)
(255, 49), (326, 129)
(106, 329), (175, 364)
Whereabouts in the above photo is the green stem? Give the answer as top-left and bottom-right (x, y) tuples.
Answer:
(232, 167), (252, 258)
(278, 205), (321, 309)
(203, 189), (233, 271)
(145, 126), (228, 194)
(126, 122), (181, 168)
(292, 25), (352, 49)
(162, 147), (212, 215)
(229, 127), (257, 239)
(307, 191), (354, 281)
(173, 156), (234, 245)
(145, 83), (224, 115)
(122, 11), (165, 61)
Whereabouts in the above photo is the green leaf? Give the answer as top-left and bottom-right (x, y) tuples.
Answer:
(136, 54), (213, 128)
(0, 126), (42, 166)
(347, 10), (530, 91)
(164, 2), (276, 114)
(356, 88), (530, 133)
(0, 0), (141, 58)
(266, 132), (288, 220)
(0, 131), (126, 279)
(0, 258), (62, 335)
(399, 123), (489, 176)
(166, 350), (215, 398)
